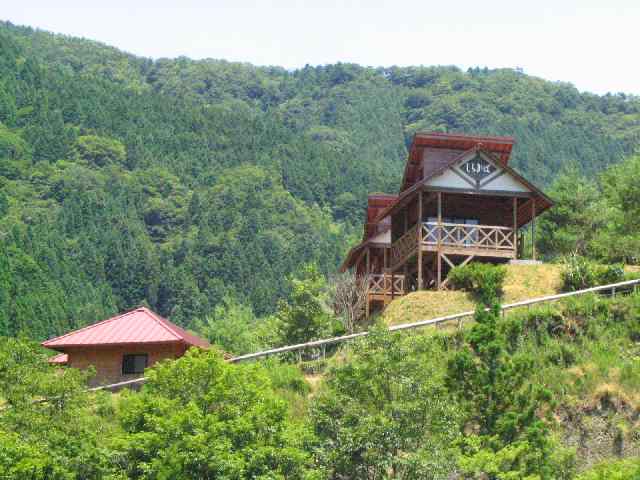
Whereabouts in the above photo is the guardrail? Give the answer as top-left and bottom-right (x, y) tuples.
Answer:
(229, 278), (640, 362)
(90, 278), (640, 391)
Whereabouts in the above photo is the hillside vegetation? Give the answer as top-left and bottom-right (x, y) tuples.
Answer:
(4, 283), (640, 478)
(383, 263), (563, 324)
(1, 20), (640, 340)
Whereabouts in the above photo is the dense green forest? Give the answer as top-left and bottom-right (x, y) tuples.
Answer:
(1, 20), (640, 341)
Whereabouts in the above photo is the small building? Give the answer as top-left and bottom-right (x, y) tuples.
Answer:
(340, 132), (553, 318)
(42, 307), (209, 386)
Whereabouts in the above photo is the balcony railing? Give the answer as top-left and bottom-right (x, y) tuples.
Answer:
(390, 222), (515, 269)
(389, 223), (419, 267)
(367, 274), (405, 296)
(421, 222), (515, 251)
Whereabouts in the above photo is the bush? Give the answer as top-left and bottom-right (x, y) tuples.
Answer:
(576, 457), (640, 480)
(262, 358), (310, 395)
(561, 253), (625, 291)
(448, 263), (507, 304)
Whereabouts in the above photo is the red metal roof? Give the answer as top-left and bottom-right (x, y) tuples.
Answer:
(414, 132), (515, 164)
(42, 307), (210, 351)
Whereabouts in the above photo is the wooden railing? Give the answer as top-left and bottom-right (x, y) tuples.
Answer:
(390, 224), (419, 268)
(390, 222), (516, 269)
(367, 274), (405, 296)
(421, 222), (514, 251)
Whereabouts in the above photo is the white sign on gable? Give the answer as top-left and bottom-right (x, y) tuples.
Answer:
(424, 151), (531, 193)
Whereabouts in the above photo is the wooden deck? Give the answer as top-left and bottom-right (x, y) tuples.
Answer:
(390, 222), (516, 271)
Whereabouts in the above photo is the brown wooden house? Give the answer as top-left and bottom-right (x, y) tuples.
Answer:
(340, 132), (553, 318)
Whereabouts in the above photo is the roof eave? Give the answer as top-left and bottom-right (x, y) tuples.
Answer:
(42, 339), (188, 350)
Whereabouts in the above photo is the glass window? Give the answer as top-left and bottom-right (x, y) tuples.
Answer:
(465, 219), (479, 245)
(122, 354), (148, 375)
(425, 217), (438, 242)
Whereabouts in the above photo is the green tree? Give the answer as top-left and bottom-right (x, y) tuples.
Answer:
(194, 294), (263, 355)
(312, 326), (460, 479)
(276, 264), (343, 346)
(75, 134), (126, 167)
(596, 155), (640, 263)
(0, 188), (8, 217)
(115, 348), (320, 479)
(537, 167), (607, 259)
(445, 289), (574, 478)
(0, 337), (113, 479)
(576, 457), (640, 480)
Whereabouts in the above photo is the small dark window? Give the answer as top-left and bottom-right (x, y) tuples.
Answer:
(122, 354), (148, 375)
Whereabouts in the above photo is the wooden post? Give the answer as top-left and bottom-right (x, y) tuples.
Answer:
(383, 247), (388, 303)
(403, 263), (408, 292)
(366, 247), (370, 276)
(365, 247), (370, 318)
(404, 207), (408, 233)
(531, 199), (536, 261)
(437, 192), (442, 290)
(391, 268), (395, 300)
(417, 190), (423, 290)
(512, 197), (518, 258)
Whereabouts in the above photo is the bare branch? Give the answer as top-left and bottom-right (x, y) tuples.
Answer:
(328, 271), (368, 333)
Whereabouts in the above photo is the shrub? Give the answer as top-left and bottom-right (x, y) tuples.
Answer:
(263, 358), (310, 395)
(599, 263), (625, 285)
(561, 253), (625, 291)
(576, 457), (640, 480)
(448, 263), (507, 304)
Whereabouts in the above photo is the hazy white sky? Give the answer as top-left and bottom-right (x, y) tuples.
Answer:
(3, 0), (639, 95)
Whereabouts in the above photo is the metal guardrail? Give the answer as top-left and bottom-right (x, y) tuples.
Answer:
(229, 278), (640, 362)
(90, 278), (640, 391)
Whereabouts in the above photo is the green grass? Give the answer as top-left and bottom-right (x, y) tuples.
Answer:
(383, 263), (563, 325)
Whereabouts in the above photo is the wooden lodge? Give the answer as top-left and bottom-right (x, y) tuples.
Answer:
(340, 132), (553, 318)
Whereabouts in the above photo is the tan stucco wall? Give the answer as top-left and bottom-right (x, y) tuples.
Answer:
(64, 343), (187, 386)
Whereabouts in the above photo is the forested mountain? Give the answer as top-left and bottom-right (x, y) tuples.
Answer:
(1, 20), (639, 339)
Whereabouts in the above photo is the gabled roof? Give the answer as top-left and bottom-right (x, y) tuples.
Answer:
(372, 145), (553, 228)
(415, 132), (515, 162)
(42, 307), (210, 351)
(401, 132), (516, 192)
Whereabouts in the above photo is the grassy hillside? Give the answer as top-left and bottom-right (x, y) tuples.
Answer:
(383, 263), (564, 325)
(334, 289), (640, 473)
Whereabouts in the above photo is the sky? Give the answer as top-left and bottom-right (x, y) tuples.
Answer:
(3, 0), (639, 95)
